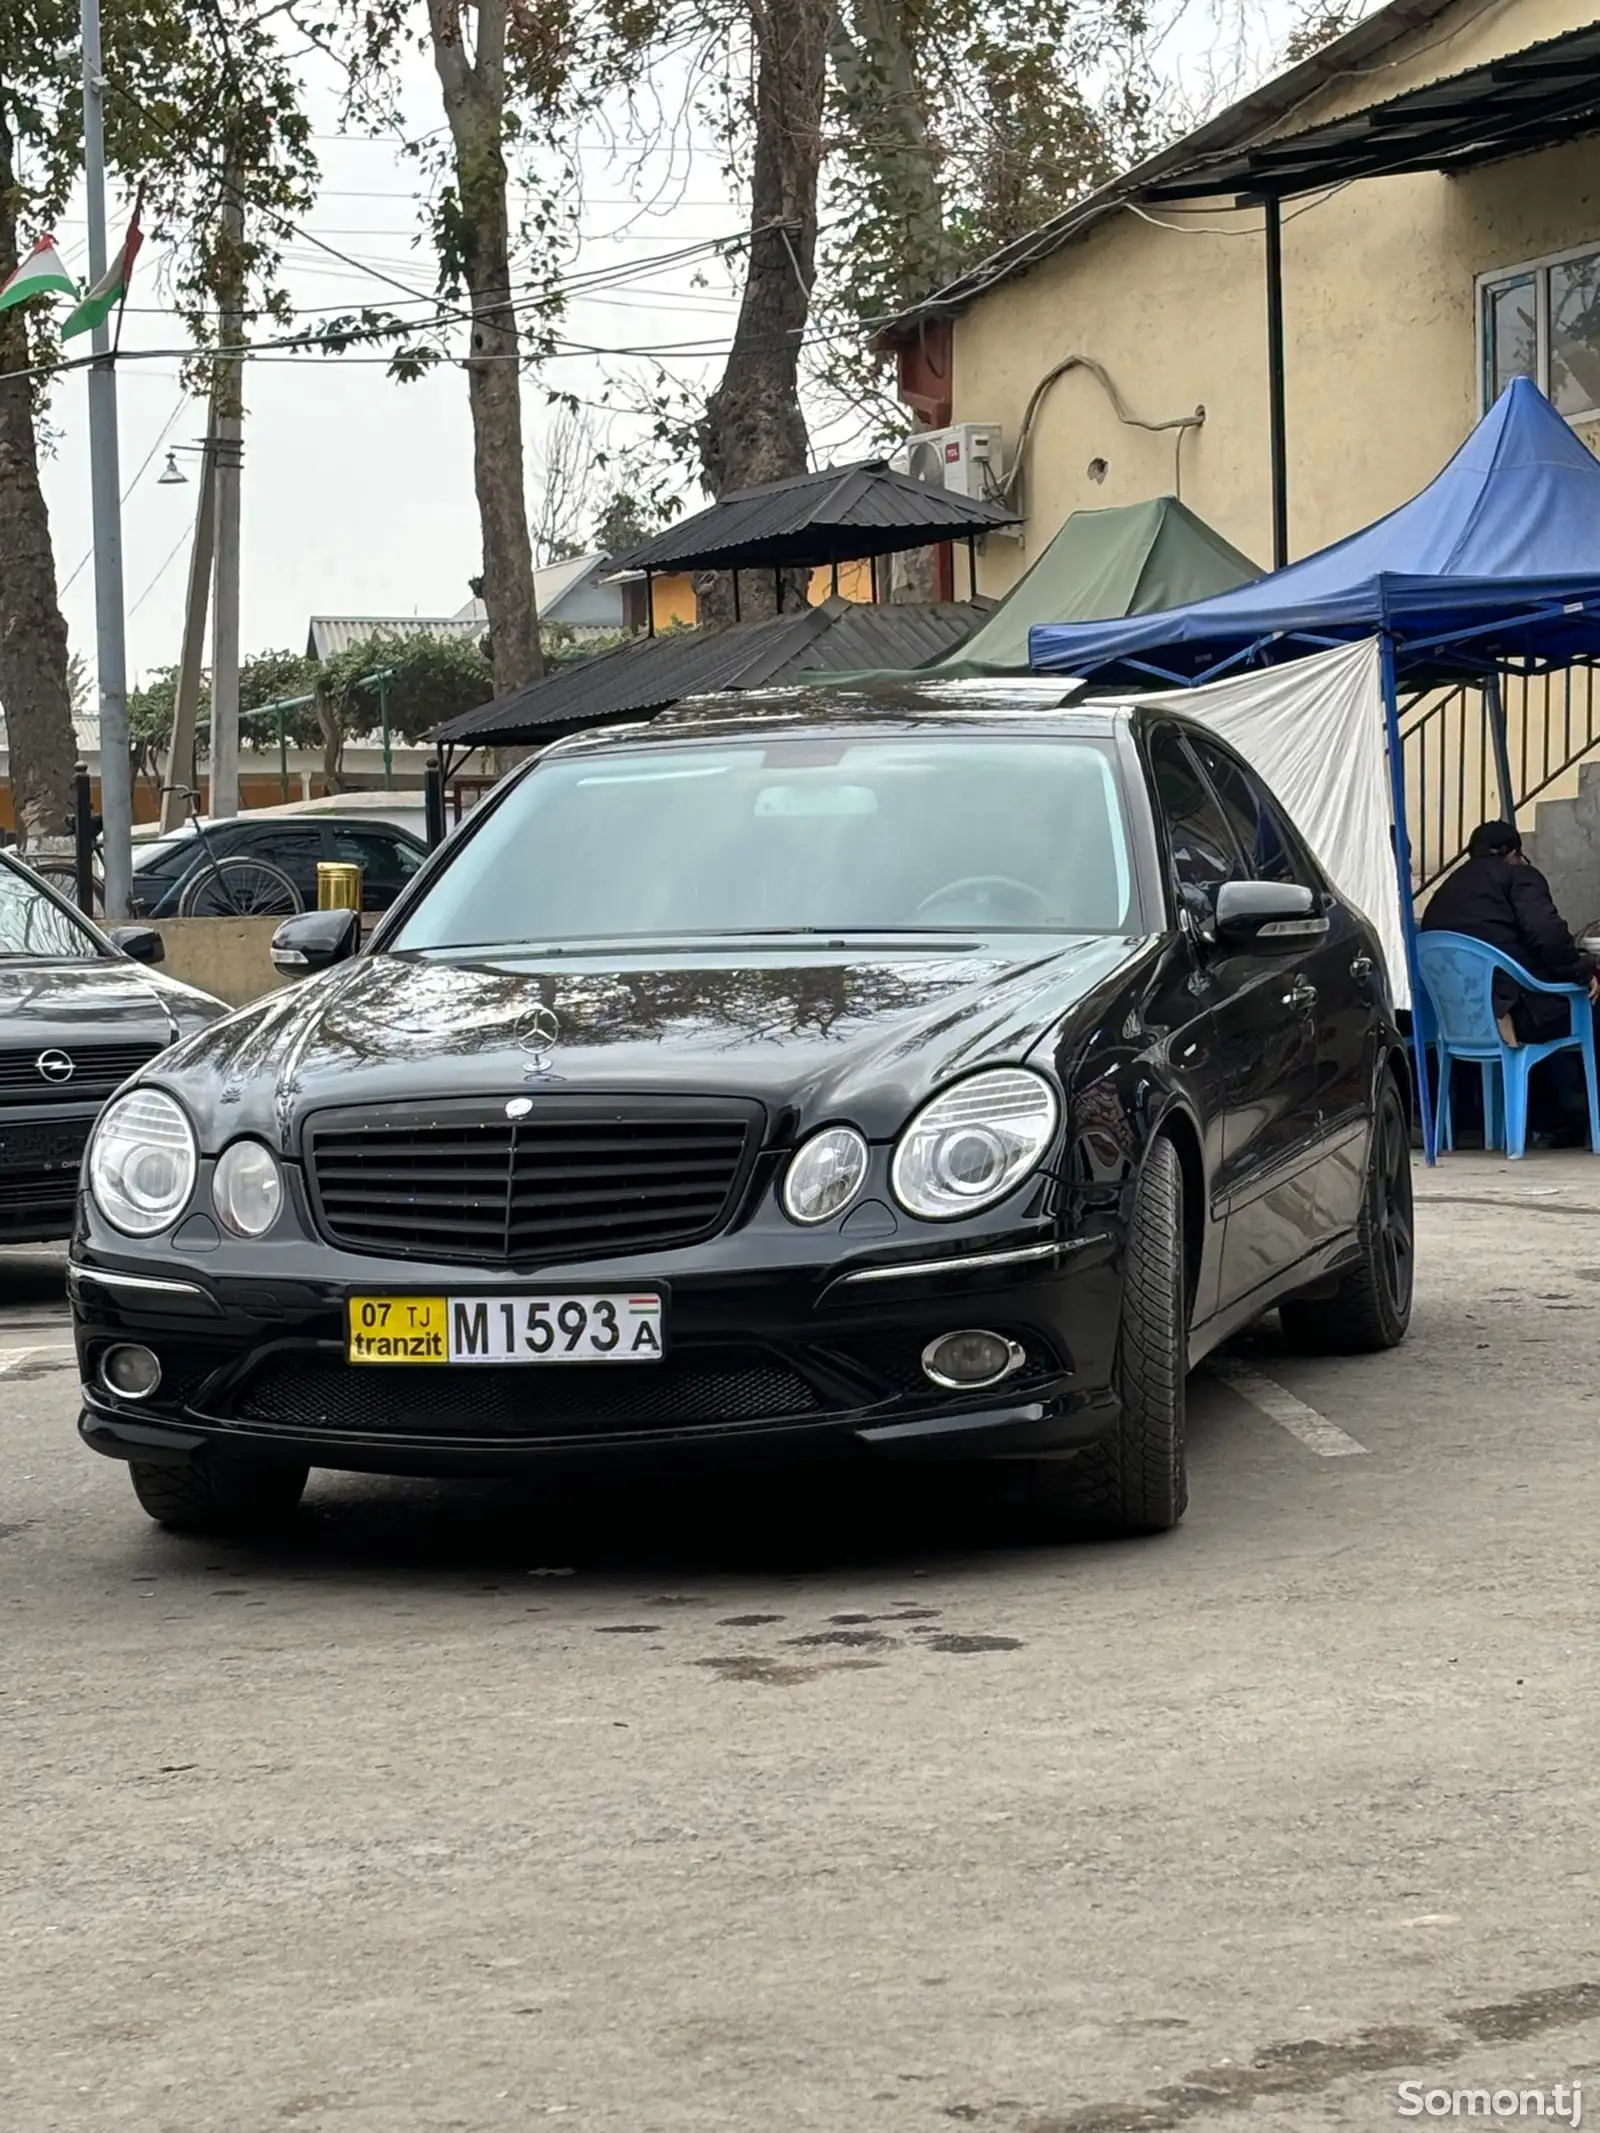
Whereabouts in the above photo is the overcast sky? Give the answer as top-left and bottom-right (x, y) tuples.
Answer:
(38, 0), (1305, 692)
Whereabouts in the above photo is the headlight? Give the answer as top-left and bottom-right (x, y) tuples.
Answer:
(87, 1088), (198, 1237)
(781, 1125), (869, 1225)
(891, 1068), (1059, 1220)
(212, 1139), (283, 1238)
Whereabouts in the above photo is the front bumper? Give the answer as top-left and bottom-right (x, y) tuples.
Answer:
(70, 1214), (1125, 1478)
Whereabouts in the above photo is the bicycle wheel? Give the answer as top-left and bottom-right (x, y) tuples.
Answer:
(178, 856), (303, 918)
(30, 858), (105, 915)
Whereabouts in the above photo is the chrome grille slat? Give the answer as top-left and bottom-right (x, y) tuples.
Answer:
(304, 1097), (760, 1267)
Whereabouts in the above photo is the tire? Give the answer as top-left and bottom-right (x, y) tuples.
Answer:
(1026, 1134), (1189, 1538)
(128, 1455), (309, 1534)
(1279, 1076), (1413, 1355)
(31, 859), (104, 915)
(178, 857), (302, 919)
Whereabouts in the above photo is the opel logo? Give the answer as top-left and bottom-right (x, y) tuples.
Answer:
(35, 1050), (75, 1085)
(515, 1005), (561, 1076)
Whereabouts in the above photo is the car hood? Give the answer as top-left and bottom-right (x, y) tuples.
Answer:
(149, 937), (1152, 1150)
(0, 956), (223, 1049)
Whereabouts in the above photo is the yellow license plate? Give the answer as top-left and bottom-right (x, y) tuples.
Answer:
(347, 1296), (448, 1364)
(346, 1292), (666, 1364)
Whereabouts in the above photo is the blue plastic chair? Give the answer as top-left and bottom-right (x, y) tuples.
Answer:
(1415, 930), (1600, 1159)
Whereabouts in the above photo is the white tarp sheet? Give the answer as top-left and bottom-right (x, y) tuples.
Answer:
(1087, 636), (1406, 1006)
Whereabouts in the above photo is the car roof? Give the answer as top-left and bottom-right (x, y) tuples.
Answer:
(131, 804), (426, 847)
(541, 681), (1131, 760)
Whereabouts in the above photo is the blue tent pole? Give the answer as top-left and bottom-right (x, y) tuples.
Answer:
(1379, 631), (1436, 1164)
(1485, 671), (1514, 816)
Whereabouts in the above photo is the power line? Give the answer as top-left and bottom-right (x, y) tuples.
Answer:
(127, 524), (193, 617)
(58, 389), (191, 596)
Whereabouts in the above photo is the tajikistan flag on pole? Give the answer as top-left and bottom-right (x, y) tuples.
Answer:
(0, 236), (75, 313)
(61, 213), (143, 341)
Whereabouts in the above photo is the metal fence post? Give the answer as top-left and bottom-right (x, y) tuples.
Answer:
(424, 756), (445, 852)
(73, 763), (95, 914)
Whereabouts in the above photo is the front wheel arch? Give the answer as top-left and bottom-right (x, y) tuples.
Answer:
(1145, 1101), (1205, 1311)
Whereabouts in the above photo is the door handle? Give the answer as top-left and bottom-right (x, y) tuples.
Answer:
(1282, 980), (1318, 1011)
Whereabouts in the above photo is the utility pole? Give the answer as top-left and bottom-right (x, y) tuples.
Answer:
(79, 0), (134, 916)
(160, 396), (219, 832)
(209, 175), (245, 820)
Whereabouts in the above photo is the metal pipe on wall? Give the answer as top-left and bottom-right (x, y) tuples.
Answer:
(1264, 195), (1289, 572)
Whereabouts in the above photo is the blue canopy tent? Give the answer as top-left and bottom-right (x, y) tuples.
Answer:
(1028, 379), (1600, 1161)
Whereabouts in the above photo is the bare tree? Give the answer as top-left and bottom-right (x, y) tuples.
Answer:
(529, 404), (606, 564)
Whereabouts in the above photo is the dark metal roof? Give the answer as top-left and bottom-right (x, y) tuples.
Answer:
(1148, 18), (1600, 201)
(605, 461), (1019, 574)
(432, 596), (995, 749)
(875, 0), (1463, 335)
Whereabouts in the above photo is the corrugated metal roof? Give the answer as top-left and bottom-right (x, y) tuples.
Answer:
(1143, 19), (1600, 203)
(433, 596), (993, 748)
(874, 0), (1462, 337)
(451, 553), (612, 624)
(307, 614), (483, 661)
(606, 462), (1019, 574)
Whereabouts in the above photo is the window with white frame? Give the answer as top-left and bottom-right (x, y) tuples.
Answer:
(1479, 244), (1600, 420)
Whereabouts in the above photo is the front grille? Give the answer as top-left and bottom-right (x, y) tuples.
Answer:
(304, 1098), (761, 1268)
(0, 1042), (162, 1104)
(0, 1165), (79, 1236)
(227, 1350), (820, 1439)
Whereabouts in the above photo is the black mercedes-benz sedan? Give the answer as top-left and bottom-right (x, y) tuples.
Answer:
(0, 851), (225, 1245)
(71, 692), (1413, 1538)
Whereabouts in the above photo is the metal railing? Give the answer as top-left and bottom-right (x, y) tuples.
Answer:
(1400, 660), (1600, 889)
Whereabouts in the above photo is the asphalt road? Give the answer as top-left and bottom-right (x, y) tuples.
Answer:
(6, 1157), (1600, 2133)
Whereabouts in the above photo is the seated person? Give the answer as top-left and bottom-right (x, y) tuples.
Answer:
(1422, 818), (1599, 1141)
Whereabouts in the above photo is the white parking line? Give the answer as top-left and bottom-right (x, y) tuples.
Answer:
(1212, 1362), (1369, 1458)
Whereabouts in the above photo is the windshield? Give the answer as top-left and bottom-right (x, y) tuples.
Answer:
(131, 832), (196, 877)
(0, 861), (102, 960)
(392, 735), (1136, 949)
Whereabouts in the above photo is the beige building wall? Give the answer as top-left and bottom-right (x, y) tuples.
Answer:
(952, 0), (1600, 595)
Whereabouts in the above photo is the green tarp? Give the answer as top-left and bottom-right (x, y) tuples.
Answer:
(801, 494), (1259, 684)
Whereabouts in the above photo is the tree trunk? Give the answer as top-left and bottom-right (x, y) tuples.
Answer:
(426, 0), (542, 693)
(697, 0), (832, 626)
(0, 105), (80, 845)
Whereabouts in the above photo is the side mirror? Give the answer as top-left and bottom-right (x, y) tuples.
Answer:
(1214, 879), (1326, 943)
(271, 907), (361, 974)
(110, 924), (164, 965)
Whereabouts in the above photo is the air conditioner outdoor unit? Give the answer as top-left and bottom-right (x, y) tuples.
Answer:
(892, 423), (1016, 531)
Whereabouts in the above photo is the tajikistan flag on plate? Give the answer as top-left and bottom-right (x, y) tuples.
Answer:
(0, 236), (75, 313)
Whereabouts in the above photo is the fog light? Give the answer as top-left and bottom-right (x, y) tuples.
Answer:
(101, 1344), (162, 1400)
(920, 1330), (1025, 1391)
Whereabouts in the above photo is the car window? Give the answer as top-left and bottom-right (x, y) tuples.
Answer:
(131, 832), (196, 878)
(331, 825), (425, 911)
(0, 862), (101, 959)
(391, 737), (1139, 946)
(1188, 738), (1310, 888)
(331, 826), (424, 887)
(1148, 730), (1241, 899)
(239, 826), (323, 869)
(230, 825), (325, 897)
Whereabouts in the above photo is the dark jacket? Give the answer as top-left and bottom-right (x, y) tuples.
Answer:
(1421, 854), (1594, 1039)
